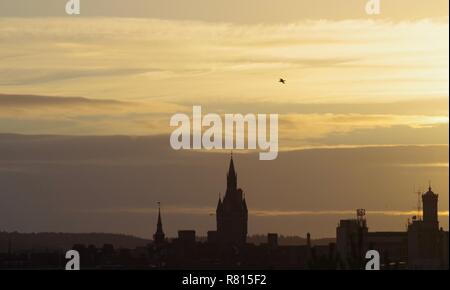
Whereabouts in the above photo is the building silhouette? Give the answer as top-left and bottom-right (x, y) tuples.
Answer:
(153, 202), (165, 245)
(335, 186), (448, 269)
(336, 209), (368, 268)
(407, 185), (447, 269)
(422, 185), (439, 223)
(1, 157), (448, 270)
(215, 154), (248, 246)
(142, 160), (450, 269)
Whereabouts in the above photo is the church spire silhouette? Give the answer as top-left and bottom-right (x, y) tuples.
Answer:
(216, 153), (248, 245)
(153, 202), (165, 245)
(227, 152), (237, 191)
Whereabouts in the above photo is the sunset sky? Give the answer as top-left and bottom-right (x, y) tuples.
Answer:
(0, 0), (448, 238)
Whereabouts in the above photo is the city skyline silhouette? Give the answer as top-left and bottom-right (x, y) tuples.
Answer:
(1, 153), (447, 270)
(0, 0), (448, 271)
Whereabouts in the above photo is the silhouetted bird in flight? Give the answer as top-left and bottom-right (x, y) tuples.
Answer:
(279, 78), (286, 84)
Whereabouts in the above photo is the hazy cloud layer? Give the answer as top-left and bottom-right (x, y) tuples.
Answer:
(0, 18), (447, 103)
(0, 0), (448, 23)
(0, 17), (448, 144)
(0, 134), (448, 237)
(0, 93), (448, 147)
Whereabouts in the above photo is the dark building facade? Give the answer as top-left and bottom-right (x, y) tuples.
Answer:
(216, 155), (248, 245)
(407, 186), (447, 269)
(336, 209), (369, 269)
(336, 186), (448, 270)
(422, 186), (439, 223)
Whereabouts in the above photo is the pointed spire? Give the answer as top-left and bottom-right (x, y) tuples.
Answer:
(217, 194), (223, 211)
(157, 202), (162, 230)
(154, 201), (165, 244)
(226, 152), (237, 191)
(228, 152), (236, 177)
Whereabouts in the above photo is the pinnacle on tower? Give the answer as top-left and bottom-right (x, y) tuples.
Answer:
(227, 153), (237, 191)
